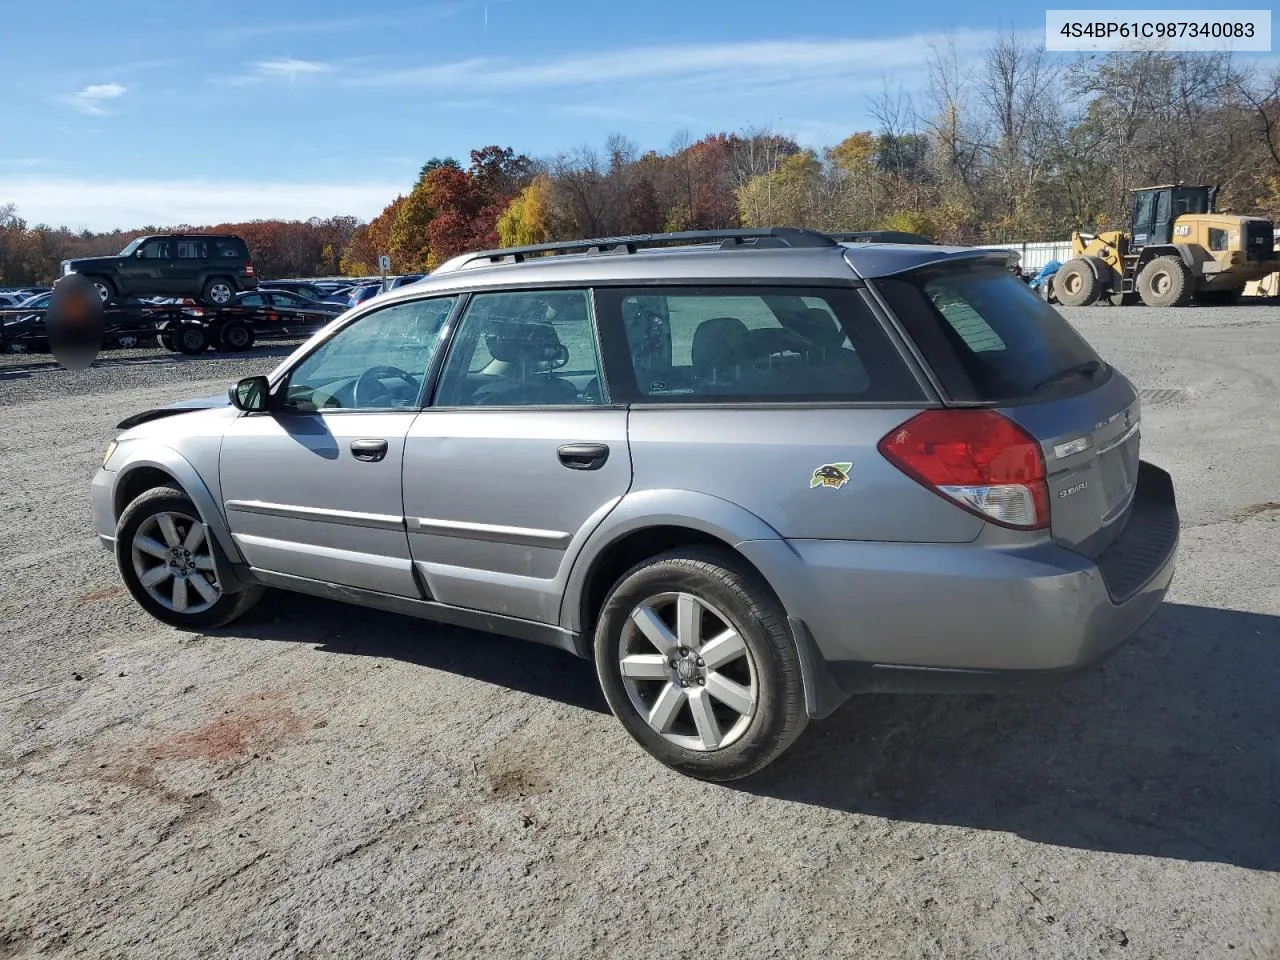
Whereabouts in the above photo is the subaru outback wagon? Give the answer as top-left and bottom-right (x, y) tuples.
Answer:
(91, 228), (1179, 781)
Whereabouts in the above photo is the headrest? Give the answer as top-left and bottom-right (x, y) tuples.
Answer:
(485, 320), (568, 367)
(781, 307), (845, 347)
(691, 316), (750, 381)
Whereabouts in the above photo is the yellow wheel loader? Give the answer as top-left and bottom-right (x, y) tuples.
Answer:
(1055, 185), (1277, 307)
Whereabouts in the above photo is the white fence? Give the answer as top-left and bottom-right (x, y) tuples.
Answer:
(969, 240), (1074, 273)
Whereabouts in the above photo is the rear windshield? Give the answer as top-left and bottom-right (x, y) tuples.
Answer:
(874, 266), (1106, 402)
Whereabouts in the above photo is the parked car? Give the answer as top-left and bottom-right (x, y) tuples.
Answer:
(157, 289), (345, 354)
(0, 293), (25, 308)
(1, 294), (165, 352)
(257, 279), (327, 301)
(382, 273), (426, 292)
(61, 234), (257, 306)
(347, 284), (382, 308)
(91, 227), (1179, 781)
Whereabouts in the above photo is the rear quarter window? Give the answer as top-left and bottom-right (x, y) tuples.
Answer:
(874, 266), (1106, 403)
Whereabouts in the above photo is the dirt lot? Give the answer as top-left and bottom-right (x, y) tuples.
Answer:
(1, 306), (1277, 960)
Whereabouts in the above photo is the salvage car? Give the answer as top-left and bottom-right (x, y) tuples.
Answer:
(157, 289), (345, 353)
(91, 228), (1180, 781)
(1, 293), (164, 352)
(61, 233), (258, 306)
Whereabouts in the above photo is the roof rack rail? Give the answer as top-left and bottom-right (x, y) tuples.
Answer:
(433, 227), (837, 273)
(828, 230), (935, 245)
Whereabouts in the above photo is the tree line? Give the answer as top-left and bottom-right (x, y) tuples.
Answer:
(5, 42), (1280, 284)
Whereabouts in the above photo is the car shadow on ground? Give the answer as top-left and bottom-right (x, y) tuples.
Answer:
(743, 601), (1280, 872)
(235, 591), (608, 715)
(232, 596), (1277, 871)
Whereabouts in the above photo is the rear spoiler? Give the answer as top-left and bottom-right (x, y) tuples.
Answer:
(846, 246), (1021, 280)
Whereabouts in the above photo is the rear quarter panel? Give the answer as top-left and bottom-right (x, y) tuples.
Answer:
(626, 406), (985, 542)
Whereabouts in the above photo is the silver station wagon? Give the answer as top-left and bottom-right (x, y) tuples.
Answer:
(91, 228), (1179, 780)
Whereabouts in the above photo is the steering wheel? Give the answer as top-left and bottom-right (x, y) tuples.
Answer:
(352, 364), (419, 408)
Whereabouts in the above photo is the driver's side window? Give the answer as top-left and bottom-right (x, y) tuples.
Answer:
(283, 296), (456, 412)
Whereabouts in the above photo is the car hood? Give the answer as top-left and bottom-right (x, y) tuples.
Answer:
(66, 256), (120, 270)
(116, 393), (232, 430)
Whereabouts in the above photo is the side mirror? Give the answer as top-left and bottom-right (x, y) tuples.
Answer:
(229, 375), (270, 412)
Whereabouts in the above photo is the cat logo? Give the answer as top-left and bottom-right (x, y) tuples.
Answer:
(810, 462), (852, 490)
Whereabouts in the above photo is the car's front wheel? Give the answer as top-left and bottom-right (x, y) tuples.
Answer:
(87, 276), (117, 304)
(115, 486), (263, 629)
(593, 548), (808, 781)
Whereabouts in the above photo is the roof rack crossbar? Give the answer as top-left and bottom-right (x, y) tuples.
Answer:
(450, 227), (838, 270)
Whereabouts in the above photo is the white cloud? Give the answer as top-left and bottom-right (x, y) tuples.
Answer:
(58, 83), (128, 116)
(351, 32), (1004, 93)
(255, 58), (333, 78)
(0, 177), (401, 231)
(218, 58), (335, 86)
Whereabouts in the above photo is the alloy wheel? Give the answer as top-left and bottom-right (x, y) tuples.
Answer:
(619, 591), (758, 752)
(130, 511), (221, 614)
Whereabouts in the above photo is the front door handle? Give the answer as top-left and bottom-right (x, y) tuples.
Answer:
(558, 442), (609, 471)
(350, 438), (388, 463)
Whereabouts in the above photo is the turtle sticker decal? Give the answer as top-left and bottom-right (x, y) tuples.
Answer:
(810, 462), (853, 490)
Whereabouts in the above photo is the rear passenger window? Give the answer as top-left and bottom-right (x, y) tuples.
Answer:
(595, 286), (925, 402)
(176, 240), (207, 259)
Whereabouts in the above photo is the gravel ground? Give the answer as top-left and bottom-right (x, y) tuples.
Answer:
(1, 306), (1277, 959)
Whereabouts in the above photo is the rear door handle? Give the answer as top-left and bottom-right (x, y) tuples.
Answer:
(558, 442), (609, 471)
(350, 438), (388, 463)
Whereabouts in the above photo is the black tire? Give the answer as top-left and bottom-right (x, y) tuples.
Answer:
(219, 320), (255, 351)
(593, 547), (808, 781)
(174, 324), (209, 355)
(86, 276), (117, 304)
(201, 277), (236, 307)
(1054, 259), (1103, 306)
(1137, 255), (1194, 307)
(1193, 287), (1245, 306)
(115, 485), (264, 630)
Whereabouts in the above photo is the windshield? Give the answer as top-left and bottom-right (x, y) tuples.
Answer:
(118, 238), (144, 256)
(874, 265), (1106, 403)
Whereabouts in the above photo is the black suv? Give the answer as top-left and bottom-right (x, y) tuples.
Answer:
(61, 234), (258, 306)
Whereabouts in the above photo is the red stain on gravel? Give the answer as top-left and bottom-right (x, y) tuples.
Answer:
(145, 691), (310, 762)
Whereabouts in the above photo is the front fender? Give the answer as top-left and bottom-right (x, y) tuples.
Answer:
(558, 488), (792, 633)
(111, 444), (241, 566)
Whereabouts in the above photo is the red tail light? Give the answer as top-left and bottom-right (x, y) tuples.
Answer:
(244, 261), (255, 277)
(878, 409), (1050, 529)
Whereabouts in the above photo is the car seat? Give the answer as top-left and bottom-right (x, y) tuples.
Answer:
(691, 316), (751, 387)
(467, 320), (579, 406)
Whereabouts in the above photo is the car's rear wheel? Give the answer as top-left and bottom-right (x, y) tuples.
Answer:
(114, 334), (139, 349)
(219, 320), (255, 351)
(115, 486), (263, 629)
(593, 548), (807, 781)
(201, 278), (235, 306)
(174, 324), (209, 354)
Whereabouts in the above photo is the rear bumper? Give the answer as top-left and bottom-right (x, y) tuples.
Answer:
(740, 461), (1179, 715)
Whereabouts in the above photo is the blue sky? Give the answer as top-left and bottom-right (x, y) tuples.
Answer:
(0, 0), (1272, 230)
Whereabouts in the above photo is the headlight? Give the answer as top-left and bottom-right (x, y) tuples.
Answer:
(102, 440), (118, 468)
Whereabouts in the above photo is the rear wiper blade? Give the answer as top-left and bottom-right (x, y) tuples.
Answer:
(1035, 359), (1103, 392)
